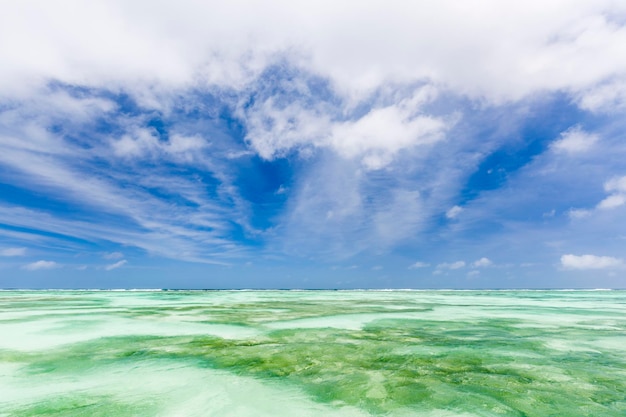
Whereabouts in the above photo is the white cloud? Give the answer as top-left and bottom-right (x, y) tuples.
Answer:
(112, 128), (206, 162)
(112, 128), (159, 158)
(242, 86), (448, 169)
(560, 254), (623, 270)
(568, 208), (591, 219)
(103, 251), (124, 260)
(473, 257), (493, 267)
(409, 261), (430, 269)
(578, 77), (626, 113)
(0, 99), (246, 264)
(605, 176), (626, 194)
(446, 205), (463, 219)
(597, 194), (626, 210)
(551, 126), (599, 153)
(326, 103), (447, 169)
(2, 2), (625, 107)
(0, 247), (26, 256)
(596, 176), (626, 210)
(2, 0), (626, 271)
(23, 260), (57, 271)
(567, 176), (626, 219)
(467, 270), (480, 277)
(437, 261), (465, 270)
(105, 259), (127, 271)
(0, 203), (233, 266)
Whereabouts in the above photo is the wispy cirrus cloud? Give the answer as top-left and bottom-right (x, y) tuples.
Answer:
(105, 260), (127, 271)
(0, 247), (26, 257)
(0, 89), (254, 264)
(446, 206), (463, 219)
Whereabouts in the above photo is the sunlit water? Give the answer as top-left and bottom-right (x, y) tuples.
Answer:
(1, 290), (625, 416)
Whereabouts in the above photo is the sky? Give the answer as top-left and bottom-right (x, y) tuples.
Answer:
(1, 0), (626, 289)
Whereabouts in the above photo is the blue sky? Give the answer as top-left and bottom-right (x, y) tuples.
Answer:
(1, 1), (626, 288)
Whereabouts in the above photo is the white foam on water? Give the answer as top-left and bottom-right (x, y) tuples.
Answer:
(0, 360), (377, 417)
(0, 314), (261, 352)
(544, 336), (626, 354)
(265, 311), (426, 331)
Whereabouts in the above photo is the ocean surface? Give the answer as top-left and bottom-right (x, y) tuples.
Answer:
(0, 290), (625, 416)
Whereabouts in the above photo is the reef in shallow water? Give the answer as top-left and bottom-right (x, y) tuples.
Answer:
(1, 290), (625, 416)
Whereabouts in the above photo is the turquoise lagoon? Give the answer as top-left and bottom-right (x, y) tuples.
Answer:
(1, 290), (625, 416)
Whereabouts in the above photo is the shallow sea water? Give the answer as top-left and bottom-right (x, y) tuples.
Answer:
(0, 290), (625, 416)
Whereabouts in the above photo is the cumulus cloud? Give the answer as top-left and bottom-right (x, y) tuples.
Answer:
(597, 175), (626, 210)
(597, 194), (626, 210)
(409, 261), (430, 269)
(437, 261), (466, 270)
(0, 247), (26, 256)
(105, 259), (127, 271)
(578, 77), (626, 113)
(568, 208), (592, 219)
(242, 85), (448, 169)
(330, 109), (446, 170)
(605, 176), (626, 194)
(568, 175), (626, 219)
(473, 257), (493, 267)
(560, 254), (623, 270)
(23, 260), (57, 271)
(551, 126), (599, 153)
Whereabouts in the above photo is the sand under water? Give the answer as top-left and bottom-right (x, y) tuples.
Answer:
(1, 290), (625, 416)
